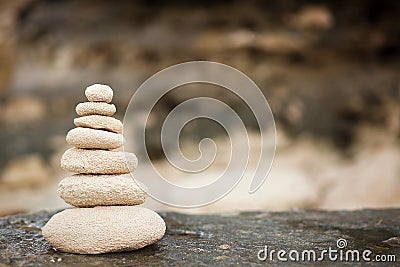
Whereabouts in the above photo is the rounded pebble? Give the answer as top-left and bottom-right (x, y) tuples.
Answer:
(57, 174), (146, 207)
(76, 102), (116, 116)
(66, 127), (122, 149)
(42, 206), (166, 254)
(85, 84), (113, 103)
(74, 115), (122, 133)
(61, 148), (137, 174)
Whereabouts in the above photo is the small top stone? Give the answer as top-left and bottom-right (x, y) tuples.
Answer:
(85, 84), (113, 103)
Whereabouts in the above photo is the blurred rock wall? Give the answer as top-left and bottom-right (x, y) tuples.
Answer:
(0, 0), (399, 214)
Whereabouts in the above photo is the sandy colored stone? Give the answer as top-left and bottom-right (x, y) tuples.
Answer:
(57, 174), (146, 207)
(74, 115), (122, 133)
(85, 84), (113, 103)
(61, 148), (137, 174)
(66, 127), (122, 149)
(42, 206), (166, 254)
(76, 102), (116, 116)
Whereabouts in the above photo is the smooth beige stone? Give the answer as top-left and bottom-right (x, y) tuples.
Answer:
(61, 148), (137, 174)
(76, 102), (116, 116)
(42, 206), (166, 254)
(57, 174), (146, 207)
(85, 84), (113, 103)
(66, 127), (122, 149)
(74, 115), (122, 133)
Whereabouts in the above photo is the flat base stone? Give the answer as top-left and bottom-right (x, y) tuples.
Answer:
(42, 206), (165, 254)
(1, 209), (400, 266)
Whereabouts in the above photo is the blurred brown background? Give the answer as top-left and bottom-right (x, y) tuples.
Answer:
(0, 0), (399, 216)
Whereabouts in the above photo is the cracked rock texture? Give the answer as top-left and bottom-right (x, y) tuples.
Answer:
(1, 209), (399, 266)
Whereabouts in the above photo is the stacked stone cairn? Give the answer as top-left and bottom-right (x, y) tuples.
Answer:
(43, 84), (165, 254)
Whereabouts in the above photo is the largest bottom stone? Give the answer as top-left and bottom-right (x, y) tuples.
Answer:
(42, 206), (166, 254)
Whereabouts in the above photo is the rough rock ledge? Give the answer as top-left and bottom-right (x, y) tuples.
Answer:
(0, 209), (399, 266)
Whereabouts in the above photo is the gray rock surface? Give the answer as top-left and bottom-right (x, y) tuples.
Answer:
(0, 209), (399, 266)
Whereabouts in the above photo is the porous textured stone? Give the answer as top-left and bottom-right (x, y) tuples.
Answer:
(61, 148), (137, 174)
(42, 206), (166, 254)
(66, 127), (123, 149)
(57, 174), (147, 207)
(85, 84), (113, 103)
(74, 115), (123, 133)
(76, 102), (116, 116)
